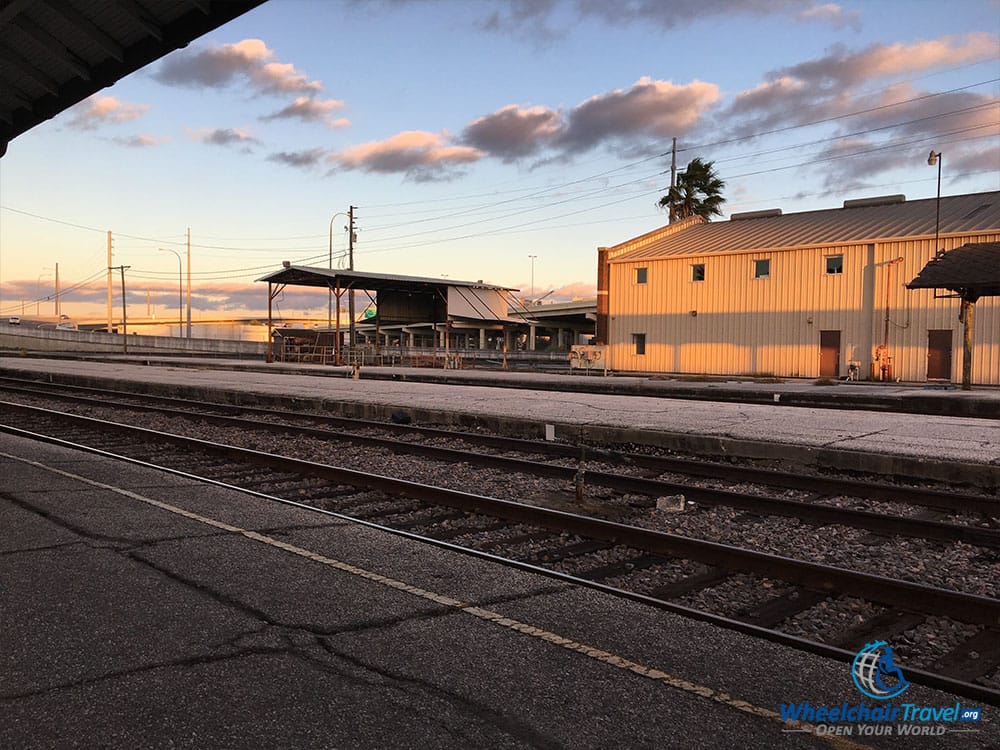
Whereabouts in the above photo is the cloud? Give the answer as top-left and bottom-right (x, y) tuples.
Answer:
(267, 147), (328, 169)
(557, 77), (719, 153)
(812, 137), (908, 192)
(331, 130), (484, 181)
(263, 96), (349, 127)
(779, 34), (998, 92)
(67, 96), (148, 130)
(547, 281), (597, 301)
(460, 105), (562, 161)
(797, 3), (861, 29)
(481, 0), (861, 35)
(112, 134), (169, 148)
(189, 127), (260, 149)
(723, 34), (999, 137)
(456, 78), (718, 165)
(153, 38), (322, 96)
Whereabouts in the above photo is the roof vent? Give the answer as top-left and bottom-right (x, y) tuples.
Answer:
(843, 194), (905, 209)
(730, 208), (782, 221)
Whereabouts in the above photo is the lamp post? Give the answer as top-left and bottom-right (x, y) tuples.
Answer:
(328, 212), (350, 330)
(528, 254), (537, 302)
(159, 248), (183, 336)
(927, 150), (942, 255)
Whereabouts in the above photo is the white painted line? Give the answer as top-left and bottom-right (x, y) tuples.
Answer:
(5, 451), (871, 749)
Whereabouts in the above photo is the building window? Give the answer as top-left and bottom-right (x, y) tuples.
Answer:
(825, 254), (843, 274)
(692, 263), (705, 282)
(635, 267), (648, 284)
(754, 259), (770, 279)
(632, 333), (646, 355)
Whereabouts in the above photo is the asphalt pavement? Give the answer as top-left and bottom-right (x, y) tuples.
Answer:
(3, 433), (997, 749)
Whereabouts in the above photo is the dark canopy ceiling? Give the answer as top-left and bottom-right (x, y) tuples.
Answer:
(907, 242), (1000, 302)
(0, 0), (266, 157)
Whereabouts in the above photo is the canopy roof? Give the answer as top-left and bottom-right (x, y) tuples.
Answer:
(907, 242), (1000, 302)
(1, 0), (265, 156)
(257, 266), (516, 293)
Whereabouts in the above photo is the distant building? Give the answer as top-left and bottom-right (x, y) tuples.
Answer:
(596, 191), (1000, 383)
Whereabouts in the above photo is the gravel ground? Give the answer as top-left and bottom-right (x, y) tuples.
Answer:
(5, 393), (999, 690)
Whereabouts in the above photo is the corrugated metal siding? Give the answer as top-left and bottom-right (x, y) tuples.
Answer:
(608, 231), (1000, 383)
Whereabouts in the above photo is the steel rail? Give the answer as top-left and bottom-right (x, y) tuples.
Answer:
(4, 421), (999, 706)
(1, 376), (995, 515)
(1, 390), (996, 548)
(2, 401), (999, 628)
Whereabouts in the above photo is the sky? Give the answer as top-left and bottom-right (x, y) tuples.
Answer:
(1, 0), (998, 322)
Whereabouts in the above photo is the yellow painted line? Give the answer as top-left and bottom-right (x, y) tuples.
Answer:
(5, 451), (872, 749)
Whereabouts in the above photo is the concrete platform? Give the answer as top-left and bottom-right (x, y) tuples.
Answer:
(1, 356), (999, 488)
(2, 433), (996, 748)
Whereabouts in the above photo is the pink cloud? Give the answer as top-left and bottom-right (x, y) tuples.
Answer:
(263, 96), (348, 127)
(557, 77), (719, 151)
(332, 131), (483, 180)
(68, 96), (148, 130)
(154, 38), (322, 96)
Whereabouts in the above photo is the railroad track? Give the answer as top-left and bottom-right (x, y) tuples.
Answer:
(2, 399), (999, 705)
(1, 377), (997, 543)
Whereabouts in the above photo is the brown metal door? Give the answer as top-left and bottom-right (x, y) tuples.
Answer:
(820, 330), (840, 378)
(927, 330), (953, 381)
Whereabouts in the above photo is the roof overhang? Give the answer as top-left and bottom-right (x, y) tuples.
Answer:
(1, 0), (267, 157)
(907, 242), (1000, 303)
(257, 266), (515, 294)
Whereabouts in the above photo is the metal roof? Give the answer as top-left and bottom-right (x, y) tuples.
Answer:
(0, 0), (266, 157)
(257, 266), (516, 293)
(609, 191), (1000, 262)
(907, 242), (1000, 302)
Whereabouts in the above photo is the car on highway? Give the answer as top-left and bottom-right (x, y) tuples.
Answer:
(8, 316), (20, 325)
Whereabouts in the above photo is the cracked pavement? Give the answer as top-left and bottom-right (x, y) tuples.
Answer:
(3, 432), (996, 749)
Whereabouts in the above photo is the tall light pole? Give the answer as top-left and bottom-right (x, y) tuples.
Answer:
(927, 150), (943, 255)
(328, 211), (350, 329)
(159, 248), (183, 336)
(528, 254), (537, 302)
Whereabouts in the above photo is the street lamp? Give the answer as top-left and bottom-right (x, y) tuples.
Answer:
(159, 248), (183, 336)
(329, 211), (350, 329)
(927, 150), (942, 255)
(528, 254), (537, 302)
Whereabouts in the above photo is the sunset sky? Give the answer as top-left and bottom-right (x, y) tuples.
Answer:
(1, 0), (998, 321)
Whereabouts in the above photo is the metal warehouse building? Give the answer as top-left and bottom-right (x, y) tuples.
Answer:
(596, 191), (1000, 384)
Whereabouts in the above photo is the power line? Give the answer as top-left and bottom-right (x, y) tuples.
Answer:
(1, 79), (996, 278)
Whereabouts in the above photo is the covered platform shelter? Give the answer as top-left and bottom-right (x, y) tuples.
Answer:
(257, 265), (518, 366)
(507, 299), (597, 351)
(907, 242), (1000, 389)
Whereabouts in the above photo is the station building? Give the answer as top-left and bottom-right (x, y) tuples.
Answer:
(596, 191), (1000, 384)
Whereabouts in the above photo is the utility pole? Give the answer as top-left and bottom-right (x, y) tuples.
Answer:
(186, 227), (192, 338)
(54, 262), (60, 316)
(106, 231), (113, 332)
(668, 137), (677, 224)
(111, 265), (130, 353)
(348, 205), (356, 349)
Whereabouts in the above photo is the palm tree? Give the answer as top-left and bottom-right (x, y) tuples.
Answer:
(657, 157), (726, 222)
